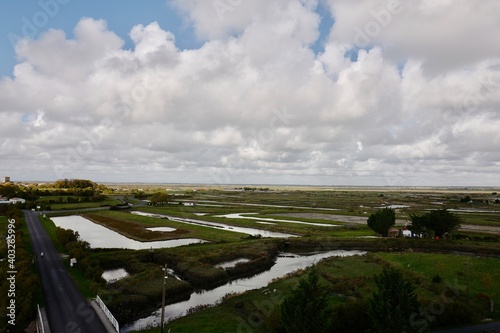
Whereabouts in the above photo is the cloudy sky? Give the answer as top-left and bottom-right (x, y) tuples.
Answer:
(1, 0), (499, 186)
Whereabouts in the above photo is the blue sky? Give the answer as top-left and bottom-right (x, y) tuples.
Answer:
(0, 0), (196, 77)
(0, 0), (333, 78)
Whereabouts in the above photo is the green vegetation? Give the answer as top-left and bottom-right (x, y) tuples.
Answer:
(4, 181), (499, 332)
(409, 209), (462, 238)
(367, 208), (396, 237)
(83, 210), (250, 242)
(281, 266), (330, 333)
(368, 267), (419, 333)
(140, 251), (499, 333)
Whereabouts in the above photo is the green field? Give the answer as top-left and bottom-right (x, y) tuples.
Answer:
(28, 186), (500, 331)
(136, 252), (500, 332)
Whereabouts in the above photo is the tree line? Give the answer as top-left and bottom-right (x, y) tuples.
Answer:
(367, 208), (461, 239)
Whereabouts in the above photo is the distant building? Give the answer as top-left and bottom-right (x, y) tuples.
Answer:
(9, 198), (26, 204)
(388, 227), (400, 238)
(2, 176), (11, 183)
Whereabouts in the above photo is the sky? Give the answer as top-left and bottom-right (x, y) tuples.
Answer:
(0, 0), (499, 186)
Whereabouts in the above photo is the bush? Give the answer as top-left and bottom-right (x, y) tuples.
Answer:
(280, 266), (331, 333)
(331, 300), (372, 333)
(368, 267), (419, 333)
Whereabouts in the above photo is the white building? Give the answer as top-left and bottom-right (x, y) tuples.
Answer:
(9, 198), (26, 204)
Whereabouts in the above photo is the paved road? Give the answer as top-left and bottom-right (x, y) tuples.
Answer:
(24, 210), (108, 333)
(432, 321), (500, 332)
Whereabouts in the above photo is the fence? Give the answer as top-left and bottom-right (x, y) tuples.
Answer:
(36, 305), (45, 333)
(96, 295), (120, 332)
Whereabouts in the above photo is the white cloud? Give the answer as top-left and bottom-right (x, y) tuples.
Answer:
(325, 0), (500, 74)
(0, 3), (499, 185)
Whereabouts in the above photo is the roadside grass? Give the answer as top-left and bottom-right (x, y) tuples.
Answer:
(39, 215), (65, 253)
(38, 215), (101, 298)
(63, 259), (98, 299)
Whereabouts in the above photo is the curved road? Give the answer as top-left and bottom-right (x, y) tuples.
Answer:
(25, 210), (108, 333)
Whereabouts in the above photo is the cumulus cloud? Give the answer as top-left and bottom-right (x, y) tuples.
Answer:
(0, 1), (499, 185)
(325, 0), (500, 74)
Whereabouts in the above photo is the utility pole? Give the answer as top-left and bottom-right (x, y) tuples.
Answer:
(161, 263), (167, 333)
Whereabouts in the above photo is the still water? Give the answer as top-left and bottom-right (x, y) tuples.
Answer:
(131, 211), (297, 238)
(51, 215), (207, 249)
(122, 249), (365, 332)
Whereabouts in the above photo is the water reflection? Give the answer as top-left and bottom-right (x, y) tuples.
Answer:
(131, 211), (297, 238)
(216, 213), (338, 227)
(51, 216), (207, 250)
(122, 250), (365, 332)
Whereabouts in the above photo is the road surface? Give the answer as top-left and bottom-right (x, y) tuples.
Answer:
(25, 210), (108, 333)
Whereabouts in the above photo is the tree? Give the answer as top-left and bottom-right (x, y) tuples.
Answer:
(408, 213), (429, 237)
(426, 209), (461, 238)
(368, 267), (419, 333)
(150, 192), (170, 205)
(460, 195), (471, 203)
(367, 208), (396, 237)
(280, 266), (331, 333)
(409, 209), (461, 239)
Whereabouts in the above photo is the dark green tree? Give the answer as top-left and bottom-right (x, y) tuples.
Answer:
(409, 209), (461, 238)
(280, 266), (331, 333)
(367, 208), (396, 237)
(426, 209), (461, 238)
(408, 213), (429, 237)
(368, 267), (419, 333)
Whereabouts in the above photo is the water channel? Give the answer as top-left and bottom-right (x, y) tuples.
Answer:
(216, 213), (338, 227)
(122, 249), (366, 332)
(51, 216), (207, 250)
(131, 211), (297, 238)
